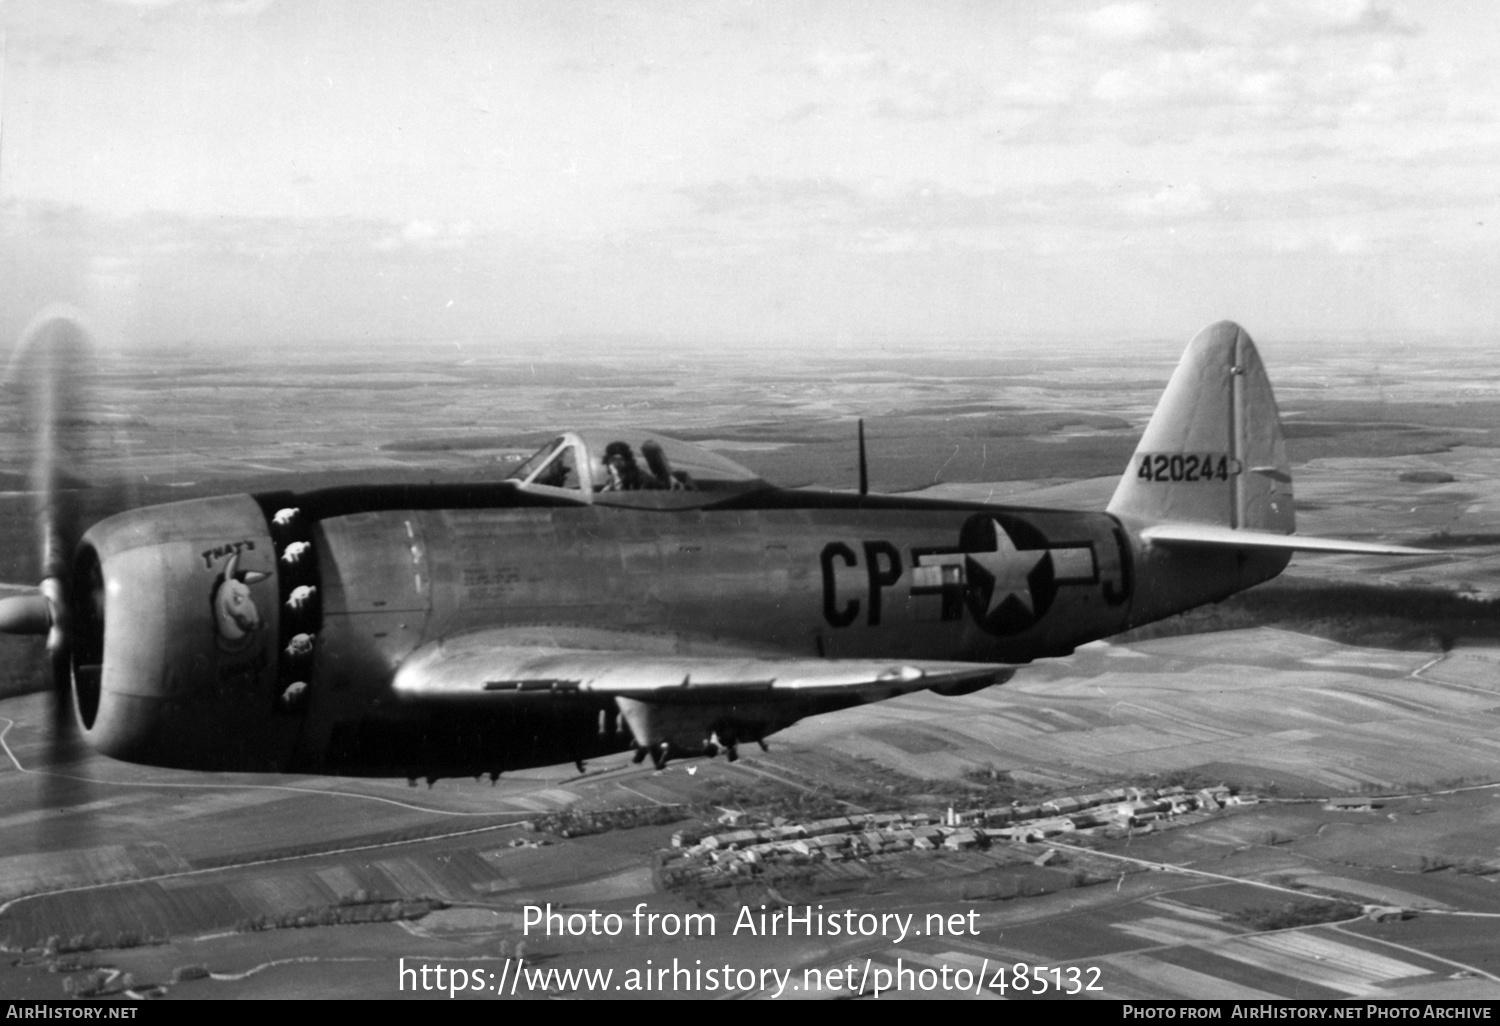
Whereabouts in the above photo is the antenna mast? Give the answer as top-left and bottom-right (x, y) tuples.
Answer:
(857, 419), (869, 496)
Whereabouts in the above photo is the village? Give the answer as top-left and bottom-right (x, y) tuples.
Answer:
(665, 784), (1259, 880)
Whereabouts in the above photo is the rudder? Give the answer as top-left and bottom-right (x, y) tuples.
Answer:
(1107, 321), (1293, 533)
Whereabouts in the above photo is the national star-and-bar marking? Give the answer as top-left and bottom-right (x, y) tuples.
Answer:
(914, 518), (1098, 632)
(962, 519), (1048, 616)
(823, 517), (1100, 633)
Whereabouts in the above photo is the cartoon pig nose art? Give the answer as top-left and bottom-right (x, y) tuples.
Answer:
(213, 551), (271, 644)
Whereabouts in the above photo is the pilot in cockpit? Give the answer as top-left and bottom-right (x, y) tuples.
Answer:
(599, 439), (696, 492)
(600, 441), (654, 491)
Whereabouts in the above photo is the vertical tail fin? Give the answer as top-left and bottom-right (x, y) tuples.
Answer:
(1107, 321), (1293, 533)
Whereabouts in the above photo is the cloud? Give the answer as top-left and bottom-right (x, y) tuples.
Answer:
(776, 102), (824, 125)
(807, 48), (885, 81)
(801, 47), (987, 122)
(1089, 48), (1301, 108)
(1252, 0), (1420, 39)
(1121, 183), (1214, 220)
(680, 177), (863, 220)
(1076, 3), (1175, 44)
(997, 75), (1075, 109)
(373, 219), (475, 253)
(671, 172), (1473, 263)
(99, 0), (275, 12)
(873, 73), (986, 122)
(1068, 1), (1419, 50)
(1010, 0), (1431, 149)
(10, 32), (136, 69)
(2, 200), (431, 263)
(13, 0), (272, 69)
(1048, 25), (1427, 145)
(678, 177), (1178, 245)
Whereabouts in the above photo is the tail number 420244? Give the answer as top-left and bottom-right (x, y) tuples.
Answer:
(1136, 453), (1239, 483)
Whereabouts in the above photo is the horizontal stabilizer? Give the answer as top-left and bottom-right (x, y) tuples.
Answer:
(1141, 523), (1435, 556)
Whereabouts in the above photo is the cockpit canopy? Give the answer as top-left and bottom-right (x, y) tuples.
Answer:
(506, 430), (765, 506)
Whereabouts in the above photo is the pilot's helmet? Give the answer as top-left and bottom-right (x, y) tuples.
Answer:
(603, 441), (634, 464)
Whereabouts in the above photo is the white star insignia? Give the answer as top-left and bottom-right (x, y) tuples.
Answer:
(965, 519), (1046, 618)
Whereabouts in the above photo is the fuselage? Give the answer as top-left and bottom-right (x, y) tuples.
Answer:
(71, 480), (1288, 777)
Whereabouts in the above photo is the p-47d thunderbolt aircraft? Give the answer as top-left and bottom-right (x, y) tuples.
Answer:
(0, 318), (1428, 780)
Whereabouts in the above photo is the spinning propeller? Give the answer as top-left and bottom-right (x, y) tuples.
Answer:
(0, 307), (97, 780)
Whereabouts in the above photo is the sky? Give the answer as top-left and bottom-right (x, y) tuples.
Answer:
(2, 0), (1498, 351)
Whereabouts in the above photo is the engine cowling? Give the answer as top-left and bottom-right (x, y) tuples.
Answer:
(71, 493), (319, 770)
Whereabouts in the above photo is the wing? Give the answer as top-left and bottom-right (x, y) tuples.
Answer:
(393, 630), (1011, 701)
(391, 628), (1014, 757)
(1140, 523), (1434, 556)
